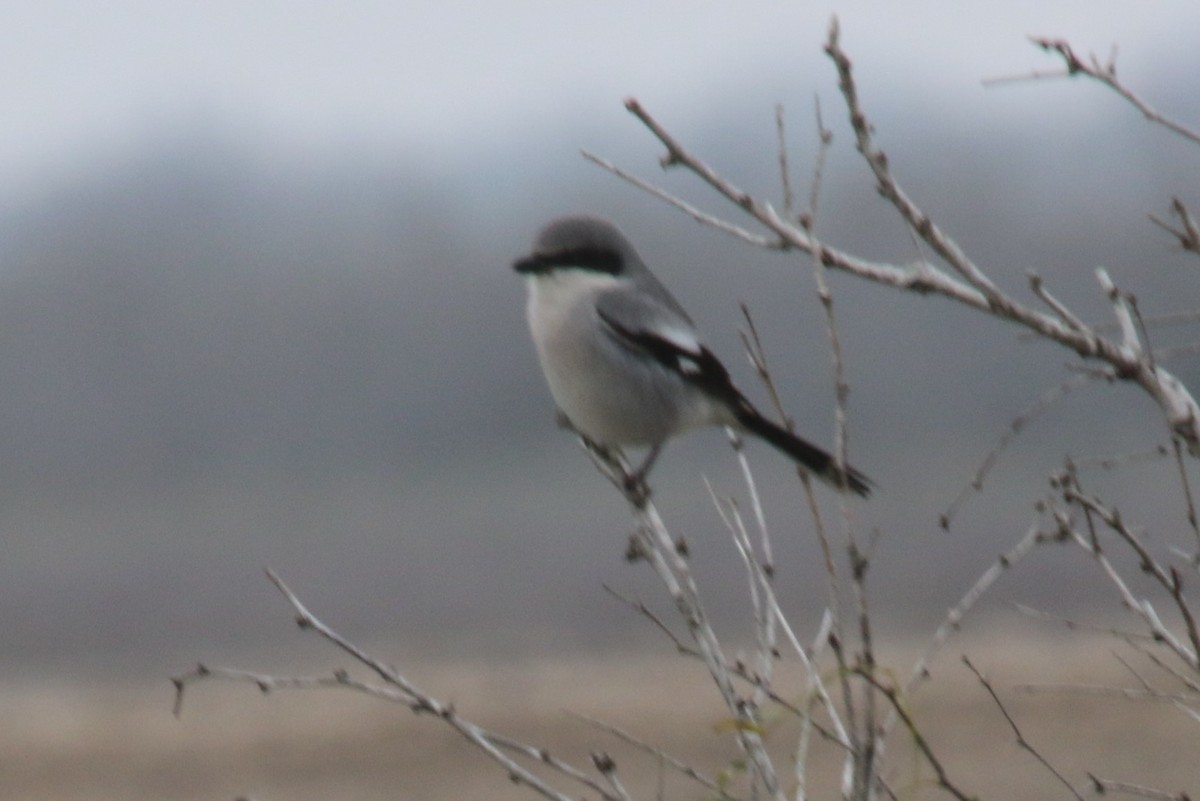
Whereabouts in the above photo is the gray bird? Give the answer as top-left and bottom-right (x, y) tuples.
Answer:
(513, 215), (871, 497)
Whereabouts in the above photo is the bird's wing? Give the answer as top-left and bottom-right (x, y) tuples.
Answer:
(594, 288), (743, 405)
(595, 285), (872, 497)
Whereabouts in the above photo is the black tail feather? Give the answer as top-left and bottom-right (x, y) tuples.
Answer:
(734, 404), (872, 498)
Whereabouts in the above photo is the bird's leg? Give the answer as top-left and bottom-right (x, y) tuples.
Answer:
(556, 409), (657, 505)
(558, 413), (612, 462)
(621, 443), (663, 504)
(632, 442), (663, 481)
(567, 423), (628, 486)
(584, 438), (623, 473)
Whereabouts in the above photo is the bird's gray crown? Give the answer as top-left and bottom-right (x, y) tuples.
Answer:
(513, 215), (635, 277)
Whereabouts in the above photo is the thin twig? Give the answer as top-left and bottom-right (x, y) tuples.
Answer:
(603, 462), (787, 800)
(728, 321), (780, 573)
(803, 94), (833, 230)
(1029, 270), (1089, 332)
(852, 669), (976, 801)
(775, 103), (796, 221)
(1137, 641), (1200, 695)
(1015, 683), (1200, 706)
(591, 752), (634, 801)
(1061, 482), (1200, 670)
(598, 31), (1200, 453)
(941, 373), (1096, 530)
(1027, 37), (1200, 146)
(582, 149), (781, 250)
(1009, 603), (1160, 646)
(904, 523), (1047, 696)
(963, 656), (1085, 800)
(705, 479), (773, 707)
(1070, 445), (1172, 472)
(1149, 198), (1200, 257)
(602, 581), (844, 744)
(735, 301), (857, 792)
(171, 664), (411, 718)
(567, 711), (732, 798)
(173, 570), (612, 801)
(1173, 437), (1200, 553)
(1088, 775), (1194, 801)
(601, 584), (694, 656)
(739, 303), (793, 437)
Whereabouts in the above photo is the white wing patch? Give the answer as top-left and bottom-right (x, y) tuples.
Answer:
(652, 322), (704, 360)
(675, 352), (703, 376)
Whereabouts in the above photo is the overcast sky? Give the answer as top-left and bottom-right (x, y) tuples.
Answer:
(3, 1), (1196, 206)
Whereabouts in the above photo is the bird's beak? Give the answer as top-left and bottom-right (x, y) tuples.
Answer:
(512, 253), (544, 274)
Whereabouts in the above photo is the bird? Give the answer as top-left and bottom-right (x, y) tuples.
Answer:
(513, 215), (871, 497)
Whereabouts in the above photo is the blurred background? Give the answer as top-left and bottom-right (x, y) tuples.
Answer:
(2, 1), (1199, 798)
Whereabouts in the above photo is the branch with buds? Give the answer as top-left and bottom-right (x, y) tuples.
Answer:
(587, 18), (1200, 457)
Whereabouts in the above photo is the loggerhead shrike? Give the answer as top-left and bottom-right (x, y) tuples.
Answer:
(513, 215), (871, 497)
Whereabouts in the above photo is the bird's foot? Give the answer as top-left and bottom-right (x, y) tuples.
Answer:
(622, 469), (652, 507)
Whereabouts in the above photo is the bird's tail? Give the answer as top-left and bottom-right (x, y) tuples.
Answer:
(733, 403), (872, 497)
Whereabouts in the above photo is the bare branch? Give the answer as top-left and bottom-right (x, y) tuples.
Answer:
(941, 374), (1096, 529)
(1088, 775), (1195, 801)
(799, 116), (856, 503)
(568, 711), (730, 798)
(603, 579), (846, 746)
(1029, 271), (1089, 332)
(803, 94), (834, 229)
(598, 26), (1200, 454)
(735, 302), (859, 792)
(775, 103), (796, 221)
(853, 668), (976, 801)
(963, 656), (1084, 800)
(1070, 445), (1172, 472)
(1002, 38), (1200, 260)
(738, 303), (794, 438)
(1028, 38), (1200, 146)
(1096, 268), (1143, 360)
(1172, 437), (1200, 553)
(705, 478), (775, 706)
(172, 663), (411, 718)
(1149, 198), (1200, 258)
(904, 523), (1047, 696)
(581, 149), (781, 250)
(1062, 483), (1200, 670)
(1010, 604), (1161, 646)
(1016, 683), (1200, 706)
(591, 752), (634, 801)
(828, 20), (1008, 306)
(174, 571), (616, 801)
(590, 457), (788, 799)
(601, 583), (694, 656)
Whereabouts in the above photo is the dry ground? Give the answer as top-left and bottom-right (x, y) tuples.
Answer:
(3, 629), (1197, 800)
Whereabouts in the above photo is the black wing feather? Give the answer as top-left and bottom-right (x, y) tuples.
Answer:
(596, 307), (747, 408)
